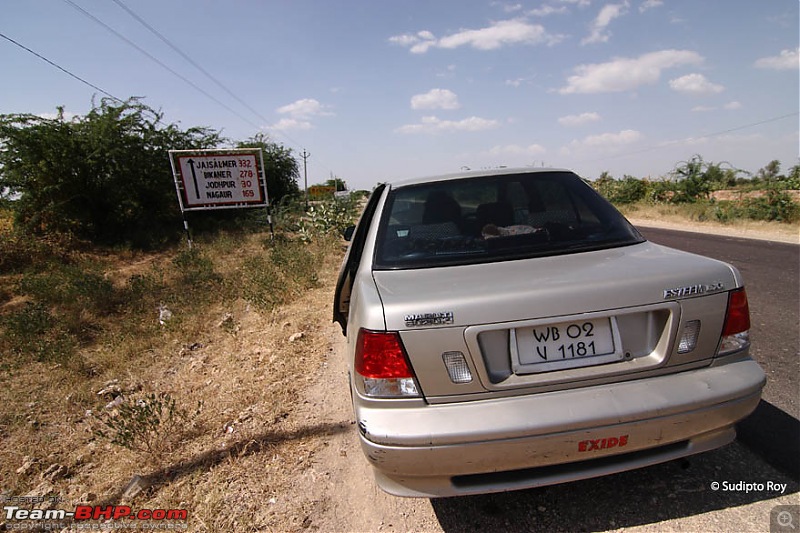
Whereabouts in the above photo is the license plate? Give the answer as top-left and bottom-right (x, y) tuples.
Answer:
(511, 317), (623, 374)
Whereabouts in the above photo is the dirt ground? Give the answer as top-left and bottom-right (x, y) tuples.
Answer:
(292, 320), (442, 533)
(2, 219), (795, 532)
(625, 216), (799, 244)
(281, 219), (798, 533)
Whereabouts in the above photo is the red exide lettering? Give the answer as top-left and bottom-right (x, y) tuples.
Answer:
(577, 434), (630, 452)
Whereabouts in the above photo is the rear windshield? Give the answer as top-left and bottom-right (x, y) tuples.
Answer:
(374, 171), (644, 269)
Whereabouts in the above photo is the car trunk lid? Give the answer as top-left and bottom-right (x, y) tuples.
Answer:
(372, 241), (740, 399)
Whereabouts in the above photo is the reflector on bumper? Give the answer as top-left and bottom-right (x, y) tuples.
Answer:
(678, 320), (701, 354)
(443, 351), (473, 384)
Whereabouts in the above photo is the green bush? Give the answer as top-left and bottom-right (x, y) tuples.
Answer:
(172, 248), (222, 291)
(0, 230), (59, 274)
(20, 264), (118, 313)
(271, 240), (318, 290)
(0, 100), (223, 248)
(594, 175), (648, 204)
(7, 263), (123, 360)
(0, 301), (76, 363)
(742, 190), (800, 223)
(125, 271), (167, 313)
(238, 255), (284, 310)
(235, 238), (320, 311)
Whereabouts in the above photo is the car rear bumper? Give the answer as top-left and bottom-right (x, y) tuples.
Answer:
(355, 357), (765, 497)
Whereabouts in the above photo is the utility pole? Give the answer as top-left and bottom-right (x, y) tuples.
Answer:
(301, 149), (310, 210)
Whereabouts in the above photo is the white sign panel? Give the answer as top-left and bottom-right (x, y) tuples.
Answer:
(176, 153), (264, 207)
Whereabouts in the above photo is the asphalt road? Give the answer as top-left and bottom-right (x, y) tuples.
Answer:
(429, 227), (800, 533)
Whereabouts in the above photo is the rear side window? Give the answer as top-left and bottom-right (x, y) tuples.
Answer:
(374, 171), (643, 269)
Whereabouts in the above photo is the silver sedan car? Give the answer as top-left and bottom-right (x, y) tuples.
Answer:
(333, 168), (765, 498)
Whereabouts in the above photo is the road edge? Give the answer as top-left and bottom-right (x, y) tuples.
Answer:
(627, 217), (800, 245)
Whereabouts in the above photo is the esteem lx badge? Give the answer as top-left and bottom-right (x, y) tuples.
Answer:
(404, 311), (454, 328)
(664, 282), (724, 299)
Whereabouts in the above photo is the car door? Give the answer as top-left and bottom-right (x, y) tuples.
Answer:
(333, 184), (386, 335)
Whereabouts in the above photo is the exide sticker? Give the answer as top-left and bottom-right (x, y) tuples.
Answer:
(578, 434), (629, 452)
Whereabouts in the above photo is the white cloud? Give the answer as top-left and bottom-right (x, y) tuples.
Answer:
(270, 118), (313, 131)
(411, 89), (461, 110)
(492, 2), (524, 13)
(559, 49), (704, 94)
(487, 144), (547, 156)
(395, 115), (500, 134)
(669, 73), (724, 95)
(754, 48), (799, 70)
(273, 98), (332, 130)
(389, 19), (564, 53)
(529, 5), (568, 16)
(389, 30), (438, 53)
(388, 34), (419, 47)
(582, 2), (629, 45)
(276, 98), (333, 118)
(659, 132), (764, 149)
(436, 64), (457, 78)
(439, 19), (564, 50)
(558, 112), (601, 126)
(559, 0), (592, 6)
(691, 101), (743, 113)
(639, 0), (663, 12)
(564, 130), (642, 154)
(505, 75), (537, 87)
(582, 129), (642, 147)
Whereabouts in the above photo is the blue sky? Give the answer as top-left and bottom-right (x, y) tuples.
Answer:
(2, 0), (798, 191)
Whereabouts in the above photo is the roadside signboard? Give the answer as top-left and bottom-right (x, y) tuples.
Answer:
(169, 149), (268, 212)
(308, 185), (336, 199)
(168, 148), (272, 246)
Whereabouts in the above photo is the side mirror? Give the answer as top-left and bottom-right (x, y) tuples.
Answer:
(342, 225), (356, 241)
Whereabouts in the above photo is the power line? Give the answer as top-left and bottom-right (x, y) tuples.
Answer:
(107, 0), (313, 155)
(587, 111), (800, 163)
(62, 0), (263, 130)
(11, 0), (333, 182)
(0, 31), (123, 103)
(70, 0), (329, 178)
(109, 0), (266, 123)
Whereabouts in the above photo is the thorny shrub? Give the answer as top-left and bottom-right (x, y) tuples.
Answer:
(272, 196), (360, 242)
(93, 392), (200, 462)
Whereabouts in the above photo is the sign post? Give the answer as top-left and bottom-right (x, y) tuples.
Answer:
(168, 148), (271, 246)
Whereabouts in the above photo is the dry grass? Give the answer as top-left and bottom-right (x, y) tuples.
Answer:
(2, 197), (795, 531)
(620, 202), (800, 244)
(0, 229), (346, 531)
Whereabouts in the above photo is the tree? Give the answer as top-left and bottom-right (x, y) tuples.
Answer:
(787, 164), (800, 189)
(0, 98), (222, 247)
(593, 171), (615, 200)
(757, 160), (781, 184)
(324, 177), (347, 191)
(236, 133), (300, 203)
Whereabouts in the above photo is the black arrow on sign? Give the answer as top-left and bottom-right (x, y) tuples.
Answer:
(187, 159), (200, 199)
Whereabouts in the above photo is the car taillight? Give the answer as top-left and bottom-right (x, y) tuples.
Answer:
(717, 288), (750, 355)
(355, 329), (420, 398)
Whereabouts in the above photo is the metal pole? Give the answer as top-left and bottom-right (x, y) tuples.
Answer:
(182, 214), (193, 249)
(266, 204), (274, 241)
(302, 149), (310, 210)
